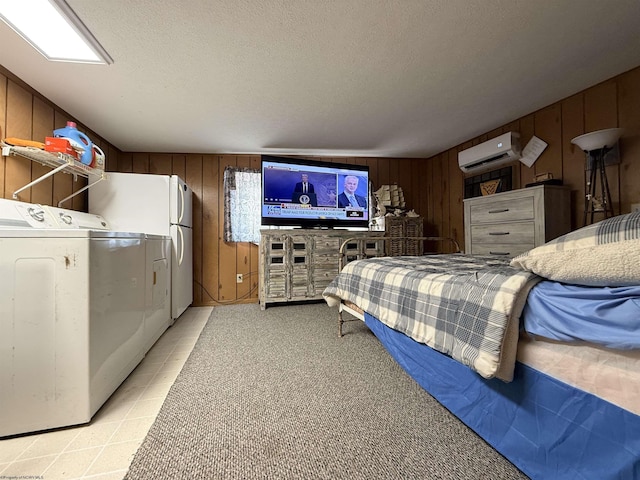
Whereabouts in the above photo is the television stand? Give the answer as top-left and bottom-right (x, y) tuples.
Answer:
(259, 229), (384, 309)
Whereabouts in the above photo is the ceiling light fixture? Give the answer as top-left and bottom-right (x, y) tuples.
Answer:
(0, 0), (112, 64)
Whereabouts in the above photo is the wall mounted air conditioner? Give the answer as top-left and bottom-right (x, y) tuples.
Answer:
(458, 132), (521, 173)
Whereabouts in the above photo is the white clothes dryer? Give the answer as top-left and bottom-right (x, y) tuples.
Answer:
(0, 198), (152, 437)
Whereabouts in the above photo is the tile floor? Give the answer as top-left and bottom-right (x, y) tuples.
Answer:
(0, 306), (213, 480)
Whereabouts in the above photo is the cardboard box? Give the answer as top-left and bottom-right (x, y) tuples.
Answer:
(44, 137), (80, 159)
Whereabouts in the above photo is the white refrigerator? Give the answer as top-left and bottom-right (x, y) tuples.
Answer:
(89, 172), (193, 320)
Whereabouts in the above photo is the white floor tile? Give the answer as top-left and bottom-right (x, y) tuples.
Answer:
(65, 423), (121, 452)
(83, 440), (141, 477)
(138, 381), (173, 401)
(121, 372), (156, 388)
(16, 428), (79, 460)
(109, 417), (156, 444)
(0, 454), (56, 477)
(124, 398), (166, 420)
(42, 446), (103, 479)
(0, 435), (38, 463)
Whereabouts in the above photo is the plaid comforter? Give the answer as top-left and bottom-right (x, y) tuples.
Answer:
(323, 254), (541, 381)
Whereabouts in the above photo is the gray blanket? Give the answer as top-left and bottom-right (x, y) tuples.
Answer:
(323, 254), (541, 381)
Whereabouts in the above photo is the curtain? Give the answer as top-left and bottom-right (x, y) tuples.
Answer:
(223, 166), (261, 244)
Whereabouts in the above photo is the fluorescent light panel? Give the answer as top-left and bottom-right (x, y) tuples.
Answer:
(0, 0), (112, 64)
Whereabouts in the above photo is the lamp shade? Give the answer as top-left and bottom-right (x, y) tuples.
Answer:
(571, 128), (624, 152)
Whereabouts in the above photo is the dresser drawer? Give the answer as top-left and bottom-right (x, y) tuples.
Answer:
(470, 222), (535, 244)
(470, 243), (534, 257)
(314, 252), (340, 266)
(314, 237), (343, 253)
(314, 265), (339, 278)
(469, 196), (534, 224)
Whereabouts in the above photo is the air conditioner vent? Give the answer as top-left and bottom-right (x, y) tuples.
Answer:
(458, 132), (521, 173)
(463, 152), (512, 171)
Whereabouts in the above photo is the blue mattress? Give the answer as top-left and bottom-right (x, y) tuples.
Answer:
(522, 282), (640, 349)
(364, 312), (640, 480)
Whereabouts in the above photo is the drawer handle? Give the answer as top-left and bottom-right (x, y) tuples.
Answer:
(489, 232), (510, 236)
(488, 208), (509, 214)
(489, 251), (511, 256)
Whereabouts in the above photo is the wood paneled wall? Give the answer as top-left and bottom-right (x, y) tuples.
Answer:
(2, 63), (640, 307)
(0, 66), (121, 210)
(421, 66), (640, 248)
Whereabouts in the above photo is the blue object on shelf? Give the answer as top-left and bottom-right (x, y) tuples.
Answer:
(53, 121), (93, 165)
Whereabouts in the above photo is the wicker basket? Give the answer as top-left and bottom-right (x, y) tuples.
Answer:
(385, 216), (424, 256)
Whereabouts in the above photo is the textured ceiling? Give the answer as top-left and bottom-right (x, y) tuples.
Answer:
(1, 0), (640, 158)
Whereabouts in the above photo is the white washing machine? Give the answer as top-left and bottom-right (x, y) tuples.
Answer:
(0, 198), (169, 438)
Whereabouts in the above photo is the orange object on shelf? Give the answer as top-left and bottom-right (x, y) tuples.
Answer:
(3, 137), (46, 149)
(44, 137), (80, 159)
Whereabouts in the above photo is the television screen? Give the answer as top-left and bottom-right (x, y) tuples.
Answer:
(261, 155), (370, 229)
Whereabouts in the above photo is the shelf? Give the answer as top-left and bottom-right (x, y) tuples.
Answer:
(1, 143), (107, 206)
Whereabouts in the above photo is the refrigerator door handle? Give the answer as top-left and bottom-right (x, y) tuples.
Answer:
(178, 184), (185, 225)
(177, 226), (184, 266)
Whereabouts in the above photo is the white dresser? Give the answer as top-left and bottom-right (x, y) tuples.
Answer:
(463, 185), (571, 257)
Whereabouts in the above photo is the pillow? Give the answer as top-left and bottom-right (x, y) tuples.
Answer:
(510, 211), (640, 286)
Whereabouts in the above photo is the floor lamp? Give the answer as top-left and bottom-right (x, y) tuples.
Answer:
(571, 128), (623, 226)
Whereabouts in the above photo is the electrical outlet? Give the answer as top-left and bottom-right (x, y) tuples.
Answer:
(631, 203), (640, 213)
(236, 274), (243, 283)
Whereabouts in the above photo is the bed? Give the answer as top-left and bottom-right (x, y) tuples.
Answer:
(323, 212), (640, 480)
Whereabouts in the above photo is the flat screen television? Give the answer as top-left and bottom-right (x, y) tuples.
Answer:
(261, 155), (370, 229)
